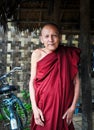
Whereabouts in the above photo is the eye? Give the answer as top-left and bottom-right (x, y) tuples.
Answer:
(53, 34), (59, 37)
(45, 35), (49, 38)
(54, 35), (58, 37)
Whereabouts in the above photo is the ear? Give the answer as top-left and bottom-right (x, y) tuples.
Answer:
(39, 36), (43, 44)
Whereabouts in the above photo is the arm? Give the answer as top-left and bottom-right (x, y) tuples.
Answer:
(29, 49), (44, 126)
(70, 73), (80, 110)
(63, 73), (80, 125)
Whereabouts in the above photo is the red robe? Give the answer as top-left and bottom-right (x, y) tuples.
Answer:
(31, 45), (80, 130)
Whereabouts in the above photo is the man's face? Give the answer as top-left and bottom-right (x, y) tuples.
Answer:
(40, 25), (61, 52)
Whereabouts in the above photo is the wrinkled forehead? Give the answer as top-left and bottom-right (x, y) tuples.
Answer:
(41, 25), (60, 35)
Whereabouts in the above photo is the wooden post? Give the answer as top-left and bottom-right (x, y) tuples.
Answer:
(51, 0), (61, 25)
(80, 0), (93, 129)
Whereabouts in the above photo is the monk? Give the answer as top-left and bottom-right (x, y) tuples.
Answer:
(29, 23), (80, 130)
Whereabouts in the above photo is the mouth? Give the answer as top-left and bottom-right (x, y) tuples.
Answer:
(48, 43), (55, 45)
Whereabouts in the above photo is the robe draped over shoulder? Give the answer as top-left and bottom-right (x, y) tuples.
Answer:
(31, 45), (80, 130)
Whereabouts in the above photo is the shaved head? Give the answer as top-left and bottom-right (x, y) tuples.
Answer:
(40, 22), (61, 36)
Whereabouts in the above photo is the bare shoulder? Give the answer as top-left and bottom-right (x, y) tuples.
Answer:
(31, 49), (42, 62)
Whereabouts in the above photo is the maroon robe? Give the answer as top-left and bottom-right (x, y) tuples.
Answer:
(31, 45), (80, 130)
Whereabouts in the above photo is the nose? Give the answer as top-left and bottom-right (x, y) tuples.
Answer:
(49, 35), (53, 41)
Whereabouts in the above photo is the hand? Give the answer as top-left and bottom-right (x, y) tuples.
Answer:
(62, 107), (74, 125)
(33, 107), (45, 126)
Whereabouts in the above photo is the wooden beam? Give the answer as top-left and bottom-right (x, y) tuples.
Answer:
(16, 7), (48, 11)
